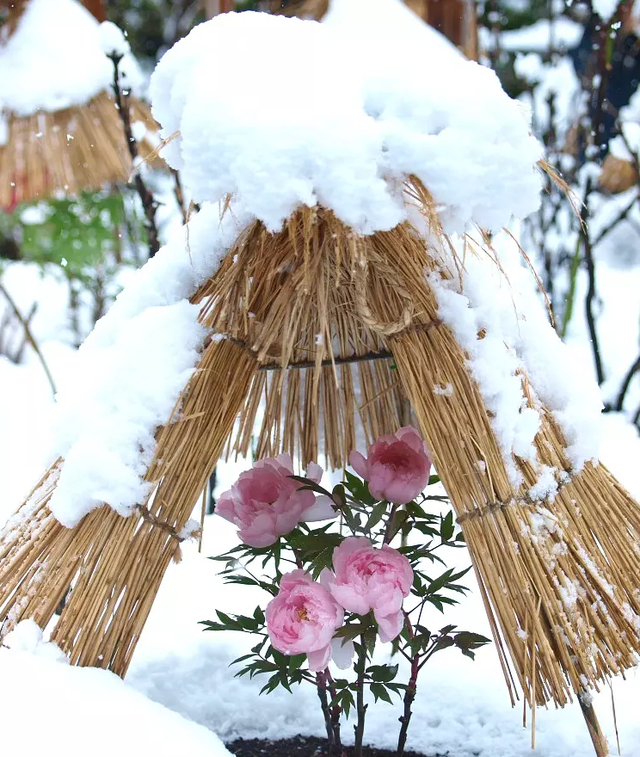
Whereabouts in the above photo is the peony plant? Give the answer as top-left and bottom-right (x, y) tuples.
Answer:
(203, 427), (489, 757)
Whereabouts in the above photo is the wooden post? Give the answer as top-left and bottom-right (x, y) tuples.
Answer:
(202, 0), (235, 19)
(82, 0), (106, 22)
(405, 0), (478, 60)
(579, 698), (610, 757)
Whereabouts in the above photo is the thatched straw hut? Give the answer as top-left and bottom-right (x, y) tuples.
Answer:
(0, 11), (637, 757)
(0, 0), (159, 210)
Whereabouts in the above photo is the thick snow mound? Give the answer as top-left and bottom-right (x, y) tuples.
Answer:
(48, 204), (252, 527)
(0, 0), (141, 121)
(151, 6), (543, 234)
(0, 647), (232, 757)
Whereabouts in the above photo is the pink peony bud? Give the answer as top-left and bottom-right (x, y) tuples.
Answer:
(266, 570), (344, 671)
(216, 454), (335, 548)
(322, 537), (413, 642)
(349, 426), (431, 504)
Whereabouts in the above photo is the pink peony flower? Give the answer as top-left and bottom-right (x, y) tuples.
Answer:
(216, 454), (335, 547)
(322, 537), (413, 642)
(266, 570), (344, 671)
(349, 426), (431, 504)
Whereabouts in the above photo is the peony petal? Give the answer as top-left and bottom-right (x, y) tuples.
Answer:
(383, 477), (424, 505)
(368, 465), (396, 501)
(274, 453), (294, 473)
(332, 537), (371, 576)
(329, 582), (371, 615)
(307, 644), (332, 672)
(394, 425), (420, 447)
(375, 609), (405, 643)
(279, 569), (314, 591)
(240, 512), (278, 547)
(319, 567), (335, 589)
(306, 461), (324, 483)
(301, 495), (337, 522)
(331, 637), (355, 670)
(349, 450), (369, 479)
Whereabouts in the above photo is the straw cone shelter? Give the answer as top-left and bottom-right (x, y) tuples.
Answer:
(3, 182), (640, 713)
(0, 0), (160, 210)
(0, 12), (637, 757)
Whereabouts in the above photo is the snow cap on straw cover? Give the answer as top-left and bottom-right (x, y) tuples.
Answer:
(150, 4), (543, 236)
(0, 0), (157, 208)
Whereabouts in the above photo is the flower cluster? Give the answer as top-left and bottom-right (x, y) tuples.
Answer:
(267, 537), (414, 671)
(215, 426), (430, 670)
(205, 426), (487, 757)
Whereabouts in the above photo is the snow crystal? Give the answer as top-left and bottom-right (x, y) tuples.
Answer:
(433, 383), (454, 397)
(529, 465), (559, 502)
(179, 519), (202, 542)
(131, 120), (149, 142)
(98, 20), (131, 58)
(49, 300), (206, 527)
(579, 689), (594, 706)
(592, 0), (620, 21)
(48, 204), (252, 527)
(530, 507), (561, 537)
(150, 6), (542, 235)
(0, 0), (141, 118)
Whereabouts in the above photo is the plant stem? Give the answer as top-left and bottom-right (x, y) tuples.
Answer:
(397, 654), (419, 757)
(383, 503), (399, 545)
(325, 670), (344, 756)
(316, 671), (336, 751)
(0, 281), (56, 396)
(580, 177), (605, 386)
(397, 613), (419, 757)
(108, 53), (160, 259)
(354, 638), (368, 757)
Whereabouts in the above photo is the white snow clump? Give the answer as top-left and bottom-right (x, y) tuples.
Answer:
(150, 7), (543, 235)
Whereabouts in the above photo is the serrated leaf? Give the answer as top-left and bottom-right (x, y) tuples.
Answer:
(344, 472), (377, 505)
(370, 683), (393, 704)
(365, 501), (388, 532)
(288, 654), (306, 672)
(440, 511), (455, 542)
(454, 631), (491, 650)
(332, 484), (347, 509)
(406, 501), (428, 519)
(288, 475), (333, 499)
(367, 664), (398, 683)
(386, 509), (409, 542)
(433, 636), (455, 652)
(424, 569), (454, 596)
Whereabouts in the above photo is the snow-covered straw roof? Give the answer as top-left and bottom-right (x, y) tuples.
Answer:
(45, 5), (592, 530)
(151, 7), (543, 235)
(0, 0), (141, 120)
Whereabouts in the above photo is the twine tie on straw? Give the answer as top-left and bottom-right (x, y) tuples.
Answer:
(134, 504), (201, 563)
(456, 469), (575, 524)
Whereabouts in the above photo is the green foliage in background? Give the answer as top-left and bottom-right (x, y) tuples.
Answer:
(0, 190), (145, 281)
